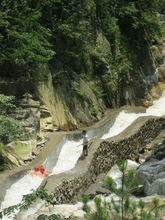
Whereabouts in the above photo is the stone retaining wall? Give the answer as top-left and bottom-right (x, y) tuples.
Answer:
(49, 117), (165, 204)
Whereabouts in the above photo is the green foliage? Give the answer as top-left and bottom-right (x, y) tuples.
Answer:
(104, 160), (140, 219)
(82, 195), (109, 220)
(158, 0), (165, 13)
(0, 142), (8, 170)
(71, 81), (88, 99)
(0, 94), (17, 115)
(89, 104), (99, 117)
(0, 115), (24, 144)
(37, 214), (61, 220)
(81, 73), (104, 99)
(0, 94), (24, 144)
(0, 0), (54, 76)
(37, 214), (77, 220)
(0, 94), (25, 168)
(0, 186), (55, 219)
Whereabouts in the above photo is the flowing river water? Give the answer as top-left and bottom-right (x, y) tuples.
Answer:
(1, 92), (165, 219)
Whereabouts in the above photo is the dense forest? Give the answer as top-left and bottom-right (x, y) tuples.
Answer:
(0, 0), (164, 106)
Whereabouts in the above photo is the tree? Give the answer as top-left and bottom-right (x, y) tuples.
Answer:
(0, 0), (55, 77)
(0, 94), (24, 144)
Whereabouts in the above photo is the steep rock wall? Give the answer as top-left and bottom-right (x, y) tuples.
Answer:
(36, 65), (105, 132)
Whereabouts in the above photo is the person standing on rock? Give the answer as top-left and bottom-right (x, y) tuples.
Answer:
(82, 130), (89, 157)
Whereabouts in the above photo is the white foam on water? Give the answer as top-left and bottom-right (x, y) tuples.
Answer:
(102, 92), (165, 139)
(0, 173), (43, 220)
(101, 111), (144, 139)
(146, 92), (165, 116)
(50, 140), (82, 175)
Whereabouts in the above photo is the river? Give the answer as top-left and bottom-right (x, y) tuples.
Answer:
(1, 92), (165, 219)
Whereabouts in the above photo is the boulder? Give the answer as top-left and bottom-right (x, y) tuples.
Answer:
(5, 139), (37, 165)
(136, 152), (165, 195)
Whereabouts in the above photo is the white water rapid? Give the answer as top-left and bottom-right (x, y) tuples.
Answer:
(50, 140), (82, 175)
(0, 175), (43, 220)
(102, 91), (165, 139)
(1, 92), (165, 219)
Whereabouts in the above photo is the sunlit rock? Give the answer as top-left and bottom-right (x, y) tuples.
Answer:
(5, 140), (37, 165)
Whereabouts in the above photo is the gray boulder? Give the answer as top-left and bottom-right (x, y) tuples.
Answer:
(136, 145), (165, 195)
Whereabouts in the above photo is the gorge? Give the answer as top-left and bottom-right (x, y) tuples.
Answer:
(1, 0), (165, 219)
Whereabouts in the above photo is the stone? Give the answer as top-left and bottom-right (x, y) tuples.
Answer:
(3, 151), (19, 166)
(40, 106), (51, 118)
(60, 120), (78, 131)
(5, 139), (37, 162)
(32, 148), (40, 156)
(136, 157), (165, 195)
(132, 185), (144, 196)
(37, 139), (46, 146)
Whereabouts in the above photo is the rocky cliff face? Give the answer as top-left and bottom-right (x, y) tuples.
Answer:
(1, 26), (165, 168)
(0, 65), (105, 167)
(36, 65), (105, 133)
(1, 64), (165, 168)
